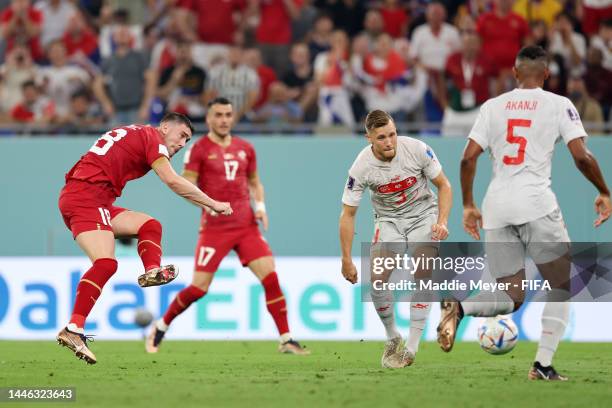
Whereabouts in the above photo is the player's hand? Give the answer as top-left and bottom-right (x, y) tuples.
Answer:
(463, 206), (482, 240)
(341, 259), (358, 284)
(255, 210), (269, 231)
(205, 207), (219, 217)
(212, 201), (232, 216)
(431, 223), (449, 241)
(594, 194), (611, 227)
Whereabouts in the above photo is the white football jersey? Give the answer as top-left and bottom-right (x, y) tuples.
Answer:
(468, 87), (587, 229)
(342, 136), (442, 220)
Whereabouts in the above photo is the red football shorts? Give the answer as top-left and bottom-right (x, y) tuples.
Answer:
(59, 180), (127, 239)
(193, 225), (273, 273)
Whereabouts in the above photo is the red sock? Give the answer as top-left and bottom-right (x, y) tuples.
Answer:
(162, 285), (206, 326)
(70, 258), (118, 328)
(137, 219), (162, 272)
(261, 272), (289, 336)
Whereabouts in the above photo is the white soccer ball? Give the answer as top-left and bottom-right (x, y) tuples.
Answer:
(134, 308), (154, 328)
(478, 315), (519, 355)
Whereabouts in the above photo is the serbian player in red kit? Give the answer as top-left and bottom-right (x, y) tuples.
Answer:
(57, 113), (232, 364)
(147, 98), (309, 355)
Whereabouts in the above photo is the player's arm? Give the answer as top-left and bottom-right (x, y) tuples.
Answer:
(460, 139), (484, 239)
(152, 157), (232, 215)
(567, 137), (611, 227)
(339, 204), (359, 284)
(182, 168), (220, 216)
(248, 171), (268, 231)
(430, 171), (452, 240)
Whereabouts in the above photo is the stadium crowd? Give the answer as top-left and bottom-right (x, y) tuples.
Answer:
(0, 0), (610, 135)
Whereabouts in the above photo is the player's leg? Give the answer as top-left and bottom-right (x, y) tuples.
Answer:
(57, 190), (119, 364)
(437, 226), (525, 352)
(370, 220), (406, 368)
(526, 209), (571, 381)
(146, 230), (231, 353)
(110, 209), (177, 287)
(237, 226), (309, 354)
(402, 214), (438, 364)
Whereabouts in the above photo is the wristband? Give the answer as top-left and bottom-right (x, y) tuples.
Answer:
(255, 201), (266, 213)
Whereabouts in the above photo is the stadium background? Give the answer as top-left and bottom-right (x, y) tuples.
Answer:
(1, 137), (611, 342)
(0, 0), (611, 343)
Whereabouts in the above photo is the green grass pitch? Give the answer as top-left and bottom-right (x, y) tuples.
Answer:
(1, 341), (611, 407)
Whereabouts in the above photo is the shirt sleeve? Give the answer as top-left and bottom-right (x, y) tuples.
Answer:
(183, 141), (203, 174)
(468, 102), (490, 150)
(417, 141), (442, 180)
(144, 127), (170, 167)
(341, 164), (366, 207)
(559, 97), (587, 144)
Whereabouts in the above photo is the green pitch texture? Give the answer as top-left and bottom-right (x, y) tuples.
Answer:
(1, 341), (611, 408)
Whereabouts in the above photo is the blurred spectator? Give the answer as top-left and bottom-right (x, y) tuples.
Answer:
(282, 42), (317, 121)
(250, 0), (302, 78)
(99, 8), (143, 60)
(477, 0), (528, 71)
(314, 29), (353, 126)
(35, 0), (76, 48)
(584, 47), (612, 121)
(143, 0), (175, 33)
(38, 40), (90, 118)
(149, 10), (194, 73)
(307, 13), (333, 63)
(63, 88), (105, 129)
(157, 40), (207, 121)
(205, 45), (259, 121)
(316, 0), (365, 37)
(243, 47), (277, 110)
(549, 12), (586, 77)
(512, 0), (562, 28)
(441, 31), (496, 136)
(362, 9), (384, 47)
(567, 75), (604, 134)
(177, 0), (245, 44)
(590, 19), (612, 71)
(0, 0), (44, 61)
(0, 44), (38, 112)
(93, 25), (153, 125)
(582, 0), (612, 37)
(409, 1), (461, 122)
(62, 10), (99, 63)
(291, 0), (317, 42)
(528, 19), (550, 49)
(10, 79), (57, 124)
(409, 2), (461, 73)
(380, 0), (409, 39)
(360, 33), (426, 119)
(543, 55), (566, 96)
(253, 81), (302, 123)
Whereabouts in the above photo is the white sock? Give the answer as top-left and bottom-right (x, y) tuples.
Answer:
(280, 333), (292, 344)
(156, 319), (169, 332)
(407, 299), (431, 354)
(67, 323), (84, 334)
(461, 290), (515, 317)
(535, 290), (570, 367)
(371, 288), (401, 339)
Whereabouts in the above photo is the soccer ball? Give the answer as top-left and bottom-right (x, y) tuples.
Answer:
(478, 315), (519, 355)
(134, 308), (154, 328)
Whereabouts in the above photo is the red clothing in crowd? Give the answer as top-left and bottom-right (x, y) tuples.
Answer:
(255, 0), (302, 45)
(178, 0), (246, 44)
(477, 10), (529, 71)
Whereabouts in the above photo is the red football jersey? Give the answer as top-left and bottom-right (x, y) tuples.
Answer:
(65, 124), (169, 197)
(183, 135), (257, 230)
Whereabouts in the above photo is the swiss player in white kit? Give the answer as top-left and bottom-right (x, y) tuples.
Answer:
(437, 46), (612, 381)
(339, 110), (452, 368)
